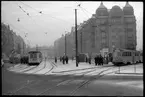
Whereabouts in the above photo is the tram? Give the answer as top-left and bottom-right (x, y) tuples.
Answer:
(112, 48), (142, 66)
(28, 51), (42, 65)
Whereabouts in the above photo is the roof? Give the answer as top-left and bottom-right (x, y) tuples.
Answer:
(124, 2), (133, 8)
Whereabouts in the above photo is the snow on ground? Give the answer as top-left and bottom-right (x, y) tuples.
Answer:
(53, 61), (101, 72)
(16, 66), (36, 72)
(24, 61), (45, 74)
(115, 80), (143, 89)
(8, 64), (28, 71)
(7, 60), (143, 76)
(112, 64), (143, 74)
(35, 61), (52, 74)
(8, 64), (21, 70)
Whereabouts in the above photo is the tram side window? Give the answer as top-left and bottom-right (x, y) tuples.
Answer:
(123, 52), (126, 56)
(30, 53), (37, 58)
(126, 52), (128, 56)
(30, 54), (33, 58)
(39, 53), (42, 58)
(135, 52), (137, 56)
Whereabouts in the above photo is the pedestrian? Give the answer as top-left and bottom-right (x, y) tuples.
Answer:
(88, 56), (91, 64)
(98, 55), (100, 66)
(106, 55), (109, 64)
(62, 56), (65, 64)
(86, 57), (88, 63)
(24, 56), (26, 64)
(55, 57), (57, 63)
(100, 55), (103, 65)
(66, 55), (68, 64)
(94, 55), (97, 66)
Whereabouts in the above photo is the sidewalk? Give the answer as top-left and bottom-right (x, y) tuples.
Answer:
(52, 60), (114, 73)
(114, 64), (143, 76)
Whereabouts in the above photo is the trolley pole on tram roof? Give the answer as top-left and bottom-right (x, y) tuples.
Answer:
(75, 9), (78, 67)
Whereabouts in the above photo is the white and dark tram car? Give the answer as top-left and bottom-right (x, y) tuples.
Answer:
(28, 51), (42, 65)
(112, 48), (143, 66)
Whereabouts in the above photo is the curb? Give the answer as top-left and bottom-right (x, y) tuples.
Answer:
(99, 74), (143, 80)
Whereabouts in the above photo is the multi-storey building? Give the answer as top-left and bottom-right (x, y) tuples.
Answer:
(53, 2), (137, 57)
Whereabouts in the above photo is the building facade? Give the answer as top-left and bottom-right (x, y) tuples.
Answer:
(53, 2), (137, 57)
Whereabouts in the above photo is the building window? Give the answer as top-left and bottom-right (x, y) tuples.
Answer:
(102, 32), (106, 38)
(112, 42), (115, 46)
(127, 28), (133, 32)
(102, 39), (106, 43)
(101, 43), (107, 48)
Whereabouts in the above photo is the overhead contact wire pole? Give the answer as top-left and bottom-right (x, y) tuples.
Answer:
(75, 9), (78, 67)
(65, 32), (67, 56)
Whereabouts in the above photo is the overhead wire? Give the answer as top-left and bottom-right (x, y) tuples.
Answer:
(17, 2), (73, 35)
(19, 1), (73, 24)
(2, 10), (32, 45)
(16, 2), (51, 35)
(77, 3), (95, 27)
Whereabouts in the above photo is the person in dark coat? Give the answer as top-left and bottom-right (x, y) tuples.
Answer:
(55, 57), (57, 63)
(88, 56), (91, 64)
(86, 57), (88, 63)
(62, 56), (65, 64)
(100, 55), (103, 65)
(65, 56), (68, 64)
(94, 56), (97, 66)
(98, 55), (101, 66)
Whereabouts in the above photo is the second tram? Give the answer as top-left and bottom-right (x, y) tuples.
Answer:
(112, 49), (142, 65)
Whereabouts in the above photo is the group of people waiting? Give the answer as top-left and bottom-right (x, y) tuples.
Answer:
(55, 55), (69, 64)
(94, 55), (104, 66)
(20, 56), (28, 64)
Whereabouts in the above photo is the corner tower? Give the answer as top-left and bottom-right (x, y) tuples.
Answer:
(123, 2), (136, 50)
(95, 2), (109, 54)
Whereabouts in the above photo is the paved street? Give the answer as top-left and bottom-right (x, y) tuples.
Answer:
(2, 60), (143, 96)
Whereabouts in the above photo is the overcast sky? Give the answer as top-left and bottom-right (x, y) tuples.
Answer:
(1, 1), (143, 50)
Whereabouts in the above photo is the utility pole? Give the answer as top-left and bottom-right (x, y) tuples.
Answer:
(23, 41), (24, 55)
(75, 9), (78, 67)
(80, 31), (82, 53)
(65, 32), (67, 56)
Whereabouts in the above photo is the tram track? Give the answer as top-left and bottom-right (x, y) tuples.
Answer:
(36, 65), (115, 95)
(37, 64), (132, 96)
(4, 60), (55, 95)
(6, 60), (109, 95)
(5, 60), (131, 95)
(69, 67), (132, 96)
(31, 61), (47, 74)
